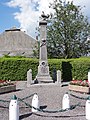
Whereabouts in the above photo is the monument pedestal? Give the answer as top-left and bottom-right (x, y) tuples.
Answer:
(36, 61), (52, 83)
(36, 75), (52, 83)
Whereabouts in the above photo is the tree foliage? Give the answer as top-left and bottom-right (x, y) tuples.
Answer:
(47, 0), (90, 58)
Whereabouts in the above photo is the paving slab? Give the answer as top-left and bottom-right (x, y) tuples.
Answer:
(0, 81), (89, 120)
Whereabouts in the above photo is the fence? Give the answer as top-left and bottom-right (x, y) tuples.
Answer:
(0, 92), (90, 120)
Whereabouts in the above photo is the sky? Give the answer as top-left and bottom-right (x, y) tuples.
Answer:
(0, 0), (90, 38)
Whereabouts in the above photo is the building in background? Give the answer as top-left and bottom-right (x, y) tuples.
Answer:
(0, 27), (38, 57)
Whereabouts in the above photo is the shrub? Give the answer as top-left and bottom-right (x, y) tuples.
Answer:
(0, 58), (38, 80)
(70, 58), (90, 80)
(0, 57), (89, 81)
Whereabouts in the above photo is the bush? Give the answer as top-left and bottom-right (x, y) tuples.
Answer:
(0, 58), (38, 81)
(0, 57), (89, 81)
(70, 58), (90, 80)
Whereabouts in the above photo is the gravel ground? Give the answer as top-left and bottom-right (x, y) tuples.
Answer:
(0, 81), (89, 120)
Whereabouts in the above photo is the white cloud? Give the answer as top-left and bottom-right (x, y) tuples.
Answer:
(6, 0), (90, 38)
(7, 0), (53, 38)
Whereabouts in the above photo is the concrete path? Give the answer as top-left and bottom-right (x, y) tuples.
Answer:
(0, 81), (89, 120)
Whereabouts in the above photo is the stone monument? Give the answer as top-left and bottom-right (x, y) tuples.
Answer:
(36, 12), (52, 83)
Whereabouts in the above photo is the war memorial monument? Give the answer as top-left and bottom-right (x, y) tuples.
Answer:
(36, 13), (52, 83)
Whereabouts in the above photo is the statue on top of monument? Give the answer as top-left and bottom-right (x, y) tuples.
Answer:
(41, 11), (49, 20)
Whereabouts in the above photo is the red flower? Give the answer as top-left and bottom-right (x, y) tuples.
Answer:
(70, 80), (89, 87)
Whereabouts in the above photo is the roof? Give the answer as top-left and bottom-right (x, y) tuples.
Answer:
(0, 27), (38, 57)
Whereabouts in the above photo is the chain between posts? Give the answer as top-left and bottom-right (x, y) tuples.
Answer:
(0, 93), (36, 108)
(0, 92), (88, 103)
(0, 99), (9, 103)
(20, 93), (37, 100)
(18, 97), (80, 113)
(0, 93), (36, 103)
(0, 97), (80, 113)
(68, 92), (88, 100)
(0, 92), (88, 113)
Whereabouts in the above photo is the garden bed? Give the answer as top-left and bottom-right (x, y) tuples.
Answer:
(0, 80), (16, 94)
(69, 84), (90, 93)
(0, 84), (16, 94)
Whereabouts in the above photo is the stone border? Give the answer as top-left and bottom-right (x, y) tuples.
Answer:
(0, 85), (16, 94)
(69, 84), (90, 93)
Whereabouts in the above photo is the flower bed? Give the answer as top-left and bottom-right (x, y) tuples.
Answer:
(0, 80), (16, 94)
(69, 80), (90, 93)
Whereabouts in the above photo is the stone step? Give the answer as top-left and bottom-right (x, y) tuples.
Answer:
(39, 80), (53, 83)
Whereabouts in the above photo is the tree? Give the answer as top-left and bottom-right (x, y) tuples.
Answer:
(47, 0), (90, 58)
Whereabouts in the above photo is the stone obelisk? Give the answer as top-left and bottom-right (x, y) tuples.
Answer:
(36, 13), (52, 83)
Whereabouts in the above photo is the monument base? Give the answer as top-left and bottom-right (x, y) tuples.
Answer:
(36, 75), (53, 83)
(36, 63), (53, 83)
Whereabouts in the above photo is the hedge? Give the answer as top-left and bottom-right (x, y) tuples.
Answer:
(0, 58), (38, 81)
(0, 57), (90, 81)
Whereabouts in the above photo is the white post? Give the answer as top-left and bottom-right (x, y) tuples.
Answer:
(62, 93), (70, 110)
(57, 70), (61, 84)
(86, 96), (90, 120)
(9, 95), (19, 120)
(27, 69), (32, 87)
(88, 71), (90, 84)
(32, 94), (39, 113)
